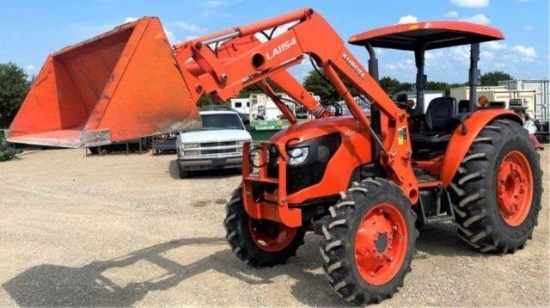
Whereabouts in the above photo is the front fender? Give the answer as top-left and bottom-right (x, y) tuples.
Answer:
(441, 109), (522, 186)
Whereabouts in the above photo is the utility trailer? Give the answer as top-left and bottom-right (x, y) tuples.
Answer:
(7, 9), (543, 305)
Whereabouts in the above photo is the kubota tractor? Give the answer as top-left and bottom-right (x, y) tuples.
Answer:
(8, 8), (542, 305)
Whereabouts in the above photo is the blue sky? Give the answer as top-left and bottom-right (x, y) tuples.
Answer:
(0, 0), (548, 83)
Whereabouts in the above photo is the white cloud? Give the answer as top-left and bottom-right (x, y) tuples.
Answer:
(176, 22), (207, 33)
(164, 29), (176, 43)
(512, 45), (537, 59)
(25, 65), (36, 72)
(254, 21), (298, 43)
(201, 0), (243, 9)
(203, 1), (222, 8)
(425, 50), (443, 60)
(481, 50), (494, 61)
(374, 48), (385, 55)
(125, 17), (138, 23)
(461, 14), (490, 24)
(484, 41), (507, 50)
(444, 11), (459, 18)
(524, 25), (533, 31)
(384, 59), (415, 71)
(450, 46), (470, 63)
(398, 15), (418, 24)
(450, 0), (490, 8)
(502, 45), (538, 63)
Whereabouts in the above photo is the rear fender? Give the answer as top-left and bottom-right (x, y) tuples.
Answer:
(440, 109), (522, 186)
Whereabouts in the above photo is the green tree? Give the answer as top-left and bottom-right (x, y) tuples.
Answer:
(0, 62), (30, 128)
(303, 70), (361, 102)
(238, 80), (284, 99)
(303, 70), (338, 101)
(480, 71), (513, 86)
(379, 76), (412, 94)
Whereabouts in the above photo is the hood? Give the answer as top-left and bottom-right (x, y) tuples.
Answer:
(178, 129), (251, 143)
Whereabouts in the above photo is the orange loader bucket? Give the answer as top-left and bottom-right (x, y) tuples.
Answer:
(8, 17), (200, 148)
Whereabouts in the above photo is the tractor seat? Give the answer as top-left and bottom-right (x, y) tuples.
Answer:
(410, 97), (457, 159)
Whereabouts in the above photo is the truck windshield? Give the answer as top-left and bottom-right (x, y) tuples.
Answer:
(201, 113), (244, 130)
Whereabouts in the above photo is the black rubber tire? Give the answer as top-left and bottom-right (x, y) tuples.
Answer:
(224, 187), (306, 267)
(449, 119), (543, 253)
(178, 163), (190, 179)
(88, 147), (100, 155)
(320, 178), (418, 305)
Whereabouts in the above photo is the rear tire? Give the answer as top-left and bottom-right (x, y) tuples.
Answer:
(320, 178), (418, 305)
(449, 119), (542, 253)
(224, 187), (305, 267)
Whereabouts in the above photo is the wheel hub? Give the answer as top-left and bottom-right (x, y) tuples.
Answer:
(249, 219), (298, 252)
(496, 151), (534, 227)
(355, 204), (408, 286)
(375, 232), (389, 253)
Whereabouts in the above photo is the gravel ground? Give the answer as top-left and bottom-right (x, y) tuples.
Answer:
(0, 147), (548, 307)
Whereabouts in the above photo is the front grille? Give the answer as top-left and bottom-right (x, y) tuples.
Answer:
(202, 148), (237, 155)
(263, 133), (342, 194)
(200, 141), (236, 147)
(267, 146), (280, 178)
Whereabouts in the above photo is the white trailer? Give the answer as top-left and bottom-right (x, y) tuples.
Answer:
(229, 98), (250, 114)
(249, 93), (297, 121)
(450, 86), (537, 116)
(499, 79), (550, 122)
(392, 90), (445, 113)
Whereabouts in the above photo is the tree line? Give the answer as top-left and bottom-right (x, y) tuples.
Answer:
(302, 70), (514, 102)
(0, 61), (513, 128)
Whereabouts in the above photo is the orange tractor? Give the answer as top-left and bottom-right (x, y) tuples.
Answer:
(8, 8), (542, 304)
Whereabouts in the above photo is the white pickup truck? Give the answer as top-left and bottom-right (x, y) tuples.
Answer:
(175, 110), (252, 178)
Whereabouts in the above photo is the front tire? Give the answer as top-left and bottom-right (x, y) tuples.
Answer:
(178, 163), (190, 178)
(320, 178), (418, 305)
(449, 119), (543, 253)
(224, 188), (305, 267)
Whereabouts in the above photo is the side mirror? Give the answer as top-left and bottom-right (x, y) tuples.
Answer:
(245, 125), (256, 132)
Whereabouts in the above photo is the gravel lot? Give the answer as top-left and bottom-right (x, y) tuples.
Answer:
(0, 147), (548, 307)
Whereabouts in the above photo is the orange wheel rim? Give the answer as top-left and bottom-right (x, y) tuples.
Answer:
(354, 203), (408, 286)
(249, 219), (297, 252)
(497, 150), (534, 227)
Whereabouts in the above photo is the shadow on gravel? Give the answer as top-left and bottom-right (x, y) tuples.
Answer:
(2, 225), (489, 307)
(168, 159), (241, 180)
(415, 222), (486, 257)
(2, 236), (346, 307)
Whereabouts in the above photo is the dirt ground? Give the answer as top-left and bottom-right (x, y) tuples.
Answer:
(0, 147), (548, 307)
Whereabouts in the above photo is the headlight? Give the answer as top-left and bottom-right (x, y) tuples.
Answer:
(184, 142), (200, 149)
(287, 147), (309, 166)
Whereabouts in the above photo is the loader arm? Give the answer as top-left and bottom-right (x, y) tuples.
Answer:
(9, 8), (418, 202)
(173, 8), (418, 202)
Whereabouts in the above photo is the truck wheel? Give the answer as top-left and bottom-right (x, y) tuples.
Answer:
(449, 119), (542, 253)
(320, 178), (418, 305)
(178, 164), (189, 178)
(224, 187), (305, 267)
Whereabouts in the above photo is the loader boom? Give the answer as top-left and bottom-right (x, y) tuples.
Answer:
(173, 8), (418, 201)
(9, 7), (419, 201)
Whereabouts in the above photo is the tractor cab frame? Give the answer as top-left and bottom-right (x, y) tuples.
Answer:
(350, 21), (504, 113)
